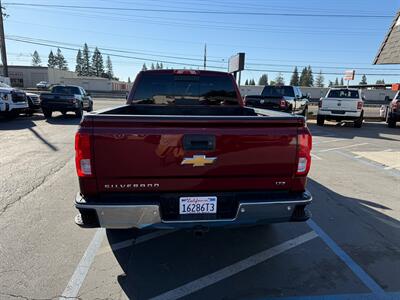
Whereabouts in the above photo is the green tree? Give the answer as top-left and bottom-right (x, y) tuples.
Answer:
(81, 43), (91, 76)
(249, 79), (256, 85)
(31, 50), (41, 66)
(159, 62), (164, 69)
(244, 79), (249, 85)
(91, 47), (105, 77)
(127, 77), (131, 83)
(75, 49), (83, 76)
(142, 63), (148, 71)
(340, 78), (344, 86)
(269, 80), (276, 86)
(376, 79), (385, 84)
(258, 74), (268, 85)
(334, 78), (339, 86)
(290, 67), (299, 86)
(106, 55), (114, 79)
(299, 67), (308, 86)
(55, 48), (68, 70)
(275, 73), (285, 85)
(328, 80), (333, 87)
(360, 75), (367, 85)
(47, 50), (56, 68)
(315, 70), (324, 87)
(151, 63), (155, 70)
(306, 66), (313, 87)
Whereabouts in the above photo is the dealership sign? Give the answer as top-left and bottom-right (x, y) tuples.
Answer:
(344, 70), (355, 81)
(228, 53), (245, 73)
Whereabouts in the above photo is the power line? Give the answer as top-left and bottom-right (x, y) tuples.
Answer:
(6, 36), (400, 77)
(3, 3), (393, 18)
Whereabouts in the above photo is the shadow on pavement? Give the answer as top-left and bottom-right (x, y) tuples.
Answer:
(0, 115), (39, 130)
(105, 179), (399, 299)
(28, 127), (58, 151)
(45, 114), (82, 125)
(308, 122), (400, 142)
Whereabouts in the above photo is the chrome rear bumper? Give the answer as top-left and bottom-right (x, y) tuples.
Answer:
(75, 191), (312, 229)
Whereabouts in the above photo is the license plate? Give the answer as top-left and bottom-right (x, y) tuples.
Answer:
(179, 196), (217, 214)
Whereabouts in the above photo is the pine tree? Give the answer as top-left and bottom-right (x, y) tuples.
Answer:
(91, 47), (105, 77)
(81, 43), (91, 76)
(315, 70), (324, 87)
(299, 67), (308, 86)
(159, 62), (164, 69)
(55, 48), (68, 70)
(128, 77), (131, 83)
(376, 79), (385, 84)
(151, 63), (155, 70)
(142, 63), (148, 71)
(360, 75), (367, 85)
(47, 51), (56, 68)
(75, 50), (83, 76)
(328, 81), (333, 87)
(258, 74), (268, 86)
(106, 56), (114, 79)
(244, 79), (249, 85)
(249, 79), (256, 85)
(31, 51), (41, 66)
(340, 78), (344, 86)
(290, 67), (299, 86)
(306, 66), (313, 87)
(275, 73), (285, 85)
(334, 78), (339, 86)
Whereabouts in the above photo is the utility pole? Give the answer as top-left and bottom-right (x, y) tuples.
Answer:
(0, 0), (8, 77)
(203, 43), (206, 70)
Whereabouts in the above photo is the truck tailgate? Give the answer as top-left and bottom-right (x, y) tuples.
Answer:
(322, 97), (357, 112)
(90, 117), (299, 193)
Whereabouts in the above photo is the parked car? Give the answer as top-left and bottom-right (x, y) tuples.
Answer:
(36, 81), (50, 90)
(317, 88), (364, 128)
(40, 85), (93, 118)
(385, 91), (400, 128)
(26, 92), (41, 115)
(244, 85), (309, 118)
(74, 69), (313, 230)
(0, 82), (29, 118)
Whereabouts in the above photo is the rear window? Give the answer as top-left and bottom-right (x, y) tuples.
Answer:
(327, 89), (359, 99)
(261, 86), (295, 97)
(131, 73), (239, 105)
(51, 86), (81, 95)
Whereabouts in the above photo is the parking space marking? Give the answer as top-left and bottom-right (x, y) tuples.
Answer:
(307, 220), (385, 296)
(313, 139), (342, 145)
(96, 230), (176, 256)
(318, 143), (369, 153)
(59, 228), (105, 300)
(149, 231), (318, 300)
(311, 153), (322, 160)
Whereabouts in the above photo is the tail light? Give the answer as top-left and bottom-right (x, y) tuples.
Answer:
(75, 132), (93, 177)
(296, 129), (312, 176)
(392, 101), (399, 111)
(357, 101), (363, 110)
(280, 99), (286, 109)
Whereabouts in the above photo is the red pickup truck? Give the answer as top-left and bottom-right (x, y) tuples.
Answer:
(74, 70), (312, 230)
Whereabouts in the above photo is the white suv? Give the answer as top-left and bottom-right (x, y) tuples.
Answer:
(317, 88), (364, 128)
(0, 83), (29, 118)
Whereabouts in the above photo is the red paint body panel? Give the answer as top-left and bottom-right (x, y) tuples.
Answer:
(77, 70), (310, 198)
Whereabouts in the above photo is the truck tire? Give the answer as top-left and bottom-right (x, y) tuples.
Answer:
(354, 112), (363, 128)
(75, 105), (83, 118)
(317, 115), (325, 126)
(387, 116), (396, 128)
(43, 109), (52, 118)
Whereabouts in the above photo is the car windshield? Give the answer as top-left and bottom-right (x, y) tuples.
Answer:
(132, 73), (239, 105)
(51, 86), (80, 95)
(327, 89), (359, 98)
(261, 86), (295, 97)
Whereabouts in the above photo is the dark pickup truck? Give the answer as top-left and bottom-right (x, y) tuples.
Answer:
(74, 70), (312, 230)
(386, 91), (400, 128)
(244, 85), (309, 118)
(40, 85), (93, 118)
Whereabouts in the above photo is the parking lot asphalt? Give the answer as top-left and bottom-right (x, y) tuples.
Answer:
(0, 99), (399, 300)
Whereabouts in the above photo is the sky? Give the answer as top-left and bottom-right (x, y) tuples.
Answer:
(3, 0), (400, 85)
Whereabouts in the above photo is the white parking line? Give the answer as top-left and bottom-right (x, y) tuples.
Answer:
(149, 231), (318, 300)
(319, 143), (369, 153)
(59, 228), (105, 300)
(311, 153), (322, 160)
(313, 139), (342, 145)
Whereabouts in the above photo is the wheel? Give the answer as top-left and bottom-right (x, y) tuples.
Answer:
(317, 115), (325, 126)
(387, 116), (396, 128)
(302, 107), (308, 121)
(43, 109), (52, 118)
(75, 105), (83, 118)
(354, 112), (363, 128)
(87, 101), (93, 112)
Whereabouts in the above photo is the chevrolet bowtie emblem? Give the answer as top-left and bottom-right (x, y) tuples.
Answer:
(181, 155), (217, 167)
